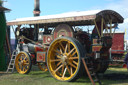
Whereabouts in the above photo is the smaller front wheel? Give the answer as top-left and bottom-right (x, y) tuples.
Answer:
(15, 51), (32, 74)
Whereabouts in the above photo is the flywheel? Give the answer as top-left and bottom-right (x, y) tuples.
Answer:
(53, 24), (74, 39)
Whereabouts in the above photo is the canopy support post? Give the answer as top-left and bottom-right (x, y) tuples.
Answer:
(101, 18), (104, 37)
(34, 24), (39, 41)
(94, 19), (101, 38)
(102, 19), (109, 34)
(109, 19), (112, 37)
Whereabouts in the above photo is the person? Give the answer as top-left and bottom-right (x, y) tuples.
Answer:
(15, 25), (21, 49)
(124, 51), (128, 71)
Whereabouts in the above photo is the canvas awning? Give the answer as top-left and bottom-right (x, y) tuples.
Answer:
(0, 9), (8, 71)
(0, 6), (10, 12)
(7, 10), (124, 27)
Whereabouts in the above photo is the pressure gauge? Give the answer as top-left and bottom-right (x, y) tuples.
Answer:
(16, 31), (20, 36)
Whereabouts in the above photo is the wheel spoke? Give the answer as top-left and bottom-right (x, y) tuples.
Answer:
(20, 64), (23, 69)
(65, 44), (68, 53)
(53, 49), (61, 55)
(72, 61), (78, 65)
(68, 42), (70, 53)
(71, 67), (73, 75)
(71, 51), (77, 57)
(18, 63), (21, 69)
(56, 55), (61, 59)
(68, 57), (78, 60)
(26, 65), (29, 68)
(54, 64), (63, 73)
(20, 56), (23, 61)
(23, 57), (27, 61)
(62, 64), (64, 74)
(21, 65), (23, 71)
(68, 62), (77, 69)
(67, 48), (75, 56)
(50, 59), (61, 62)
(59, 42), (65, 51)
(23, 67), (26, 71)
(66, 65), (71, 75)
(18, 61), (21, 64)
(62, 67), (67, 78)
(21, 54), (25, 59)
(57, 61), (62, 66)
(59, 48), (63, 54)
(25, 60), (29, 63)
(24, 63), (29, 65)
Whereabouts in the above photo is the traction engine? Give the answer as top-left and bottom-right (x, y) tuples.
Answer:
(8, 10), (124, 82)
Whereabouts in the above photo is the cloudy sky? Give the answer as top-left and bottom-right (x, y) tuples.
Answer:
(3, 0), (128, 39)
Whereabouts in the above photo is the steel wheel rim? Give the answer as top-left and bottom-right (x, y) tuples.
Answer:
(47, 38), (80, 81)
(38, 63), (48, 72)
(15, 52), (30, 74)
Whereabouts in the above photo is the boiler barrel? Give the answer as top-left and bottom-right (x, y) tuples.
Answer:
(27, 43), (44, 53)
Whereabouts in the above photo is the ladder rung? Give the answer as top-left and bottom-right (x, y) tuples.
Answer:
(12, 55), (16, 56)
(8, 68), (13, 70)
(11, 59), (15, 60)
(9, 63), (15, 65)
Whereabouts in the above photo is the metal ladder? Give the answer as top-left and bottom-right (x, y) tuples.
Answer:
(82, 57), (102, 85)
(6, 50), (17, 73)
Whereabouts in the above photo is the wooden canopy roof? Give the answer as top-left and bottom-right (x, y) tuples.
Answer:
(7, 10), (124, 27)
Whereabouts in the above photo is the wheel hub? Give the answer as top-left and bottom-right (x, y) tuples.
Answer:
(21, 60), (24, 65)
(61, 54), (68, 65)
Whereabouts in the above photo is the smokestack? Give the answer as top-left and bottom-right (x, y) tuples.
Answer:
(33, 0), (40, 16)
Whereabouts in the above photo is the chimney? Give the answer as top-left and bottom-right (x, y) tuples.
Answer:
(33, 0), (40, 16)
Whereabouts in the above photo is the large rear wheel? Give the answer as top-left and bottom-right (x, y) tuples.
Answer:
(47, 37), (85, 81)
(15, 51), (32, 74)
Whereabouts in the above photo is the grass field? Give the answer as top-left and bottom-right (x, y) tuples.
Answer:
(0, 65), (128, 85)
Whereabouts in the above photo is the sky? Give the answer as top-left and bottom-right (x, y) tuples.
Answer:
(2, 0), (128, 39)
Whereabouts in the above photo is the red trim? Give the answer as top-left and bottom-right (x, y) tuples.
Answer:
(19, 41), (24, 44)
(33, 11), (40, 14)
(92, 46), (102, 51)
(37, 52), (46, 62)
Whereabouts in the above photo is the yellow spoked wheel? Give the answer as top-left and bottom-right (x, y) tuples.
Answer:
(47, 37), (85, 81)
(15, 51), (32, 74)
(38, 63), (48, 72)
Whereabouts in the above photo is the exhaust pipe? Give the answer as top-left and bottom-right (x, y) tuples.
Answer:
(33, 0), (40, 16)
(33, 0), (40, 41)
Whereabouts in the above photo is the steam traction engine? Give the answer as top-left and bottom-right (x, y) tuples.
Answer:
(7, 10), (124, 81)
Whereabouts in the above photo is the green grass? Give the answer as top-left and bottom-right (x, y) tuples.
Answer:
(0, 66), (128, 85)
